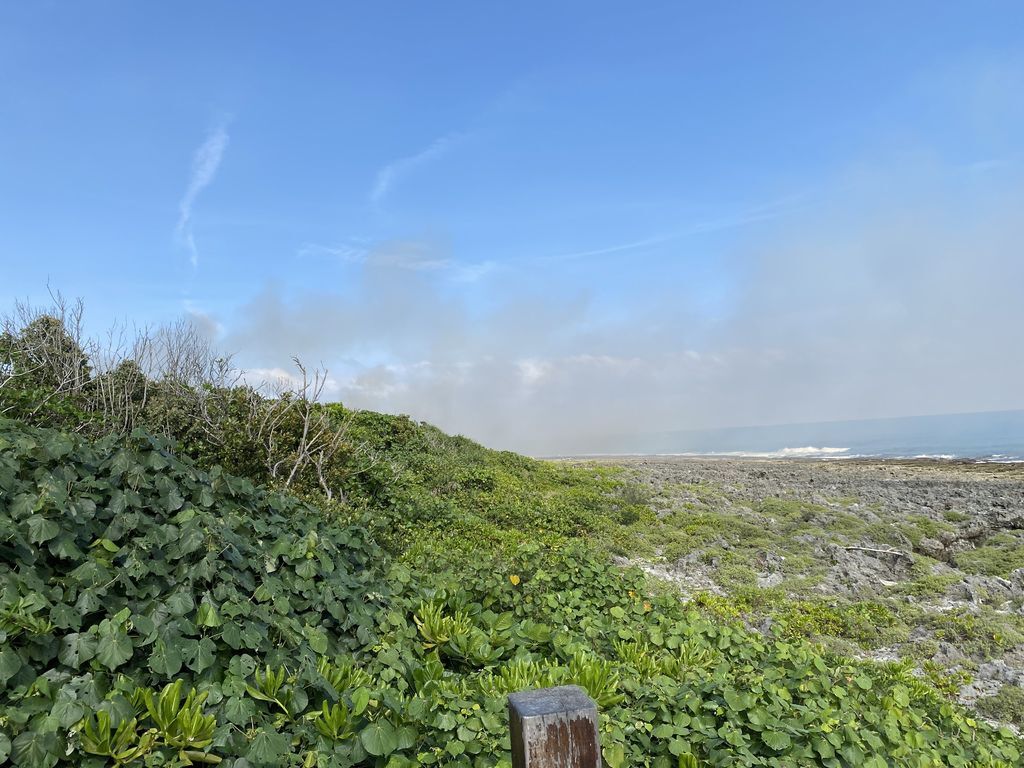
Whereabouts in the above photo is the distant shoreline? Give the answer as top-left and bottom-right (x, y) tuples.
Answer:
(548, 454), (1024, 473)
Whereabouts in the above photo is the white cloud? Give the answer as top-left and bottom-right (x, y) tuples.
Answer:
(241, 365), (344, 400)
(221, 157), (1024, 455)
(177, 122), (230, 267)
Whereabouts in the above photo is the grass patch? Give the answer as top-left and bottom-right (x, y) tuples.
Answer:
(772, 598), (907, 649)
(954, 532), (1024, 577)
(975, 685), (1024, 727)
(924, 607), (1024, 660)
(898, 558), (962, 598)
(899, 514), (958, 547)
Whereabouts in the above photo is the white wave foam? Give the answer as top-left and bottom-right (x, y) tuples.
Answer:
(975, 454), (1024, 463)
(650, 446), (852, 459)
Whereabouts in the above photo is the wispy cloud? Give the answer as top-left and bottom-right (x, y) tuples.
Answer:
(545, 234), (674, 262)
(297, 241), (371, 263)
(299, 239), (497, 283)
(543, 193), (810, 263)
(370, 132), (462, 205)
(177, 121), (230, 267)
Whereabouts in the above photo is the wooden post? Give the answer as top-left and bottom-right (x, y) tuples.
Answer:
(508, 685), (602, 768)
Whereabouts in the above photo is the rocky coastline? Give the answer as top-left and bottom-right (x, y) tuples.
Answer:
(591, 456), (1024, 729)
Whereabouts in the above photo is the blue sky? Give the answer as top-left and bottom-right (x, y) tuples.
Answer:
(2, 3), (1024, 451)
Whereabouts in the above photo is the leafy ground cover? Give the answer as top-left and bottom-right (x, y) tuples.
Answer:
(2, 419), (1023, 768)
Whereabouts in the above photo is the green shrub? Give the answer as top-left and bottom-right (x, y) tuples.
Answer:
(954, 533), (1024, 577)
(975, 685), (1024, 727)
(925, 608), (1024, 659)
(901, 514), (957, 547)
(772, 598), (904, 648)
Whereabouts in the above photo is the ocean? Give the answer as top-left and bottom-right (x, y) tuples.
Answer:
(601, 409), (1024, 462)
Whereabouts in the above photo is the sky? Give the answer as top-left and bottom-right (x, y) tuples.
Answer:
(2, 2), (1024, 454)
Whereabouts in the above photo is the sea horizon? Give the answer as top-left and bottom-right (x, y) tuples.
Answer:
(552, 408), (1024, 462)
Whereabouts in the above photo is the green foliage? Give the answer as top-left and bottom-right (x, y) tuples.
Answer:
(0, 316), (94, 431)
(771, 598), (904, 648)
(391, 539), (1022, 767)
(336, 407), (652, 555)
(901, 559), (963, 598)
(900, 514), (957, 547)
(924, 607), (1024, 660)
(0, 419), (380, 767)
(954, 532), (1024, 577)
(975, 685), (1024, 728)
(1, 412), (1022, 766)
(921, 661), (973, 700)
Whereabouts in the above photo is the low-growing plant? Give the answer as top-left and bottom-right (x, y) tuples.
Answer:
(954, 532), (1024, 577)
(975, 685), (1024, 728)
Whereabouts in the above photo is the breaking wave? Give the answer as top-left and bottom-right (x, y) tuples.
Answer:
(654, 446), (853, 459)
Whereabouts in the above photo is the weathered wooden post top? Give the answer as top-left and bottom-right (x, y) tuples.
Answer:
(508, 685), (602, 768)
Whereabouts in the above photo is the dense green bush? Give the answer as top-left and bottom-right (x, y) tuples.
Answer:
(332, 406), (651, 555)
(0, 419), (383, 766)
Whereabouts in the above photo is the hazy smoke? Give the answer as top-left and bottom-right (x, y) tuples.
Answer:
(221, 159), (1024, 455)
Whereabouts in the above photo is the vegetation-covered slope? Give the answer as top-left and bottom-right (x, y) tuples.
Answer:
(1, 307), (1023, 767)
(2, 419), (1022, 768)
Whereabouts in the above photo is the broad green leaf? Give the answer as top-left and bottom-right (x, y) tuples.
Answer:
(166, 590), (195, 616)
(433, 711), (457, 731)
(58, 633), (97, 669)
(177, 523), (205, 555)
(163, 487), (185, 513)
(246, 728), (289, 766)
(361, 719), (399, 756)
(187, 637), (216, 673)
(351, 687), (370, 716)
(891, 685), (910, 708)
(668, 739), (692, 757)
(50, 699), (85, 730)
(196, 600), (222, 628)
(26, 515), (60, 544)
(47, 534), (83, 560)
(445, 741), (465, 757)
(652, 724), (676, 739)
(11, 729), (60, 768)
(762, 731), (792, 751)
(0, 648), (23, 684)
(221, 621), (243, 649)
(603, 744), (625, 768)
(304, 624), (328, 655)
(395, 725), (417, 750)
(149, 639), (183, 676)
(94, 621), (133, 671)
(224, 696), (256, 725)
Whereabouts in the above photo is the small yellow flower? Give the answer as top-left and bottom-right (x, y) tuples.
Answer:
(509, 574), (521, 586)
(628, 590), (636, 598)
(643, 601), (652, 612)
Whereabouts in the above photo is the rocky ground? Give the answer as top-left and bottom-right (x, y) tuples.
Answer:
(589, 457), (1024, 729)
